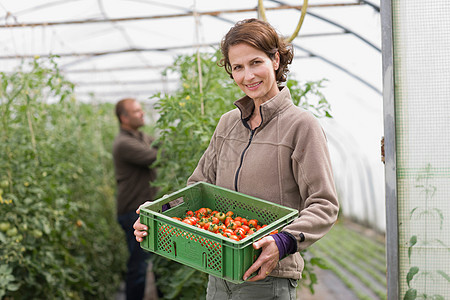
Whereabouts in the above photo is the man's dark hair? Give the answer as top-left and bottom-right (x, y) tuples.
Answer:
(115, 98), (135, 124)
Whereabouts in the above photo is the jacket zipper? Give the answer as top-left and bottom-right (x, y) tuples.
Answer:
(234, 128), (256, 192)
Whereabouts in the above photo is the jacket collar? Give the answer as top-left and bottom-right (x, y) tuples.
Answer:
(234, 86), (292, 129)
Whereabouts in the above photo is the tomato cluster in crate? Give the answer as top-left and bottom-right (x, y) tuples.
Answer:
(171, 207), (279, 241)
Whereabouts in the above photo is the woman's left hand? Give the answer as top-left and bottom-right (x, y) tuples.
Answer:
(243, 235), (279, 281)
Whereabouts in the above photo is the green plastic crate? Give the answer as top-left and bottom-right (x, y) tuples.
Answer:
(139, 182), (298, 283)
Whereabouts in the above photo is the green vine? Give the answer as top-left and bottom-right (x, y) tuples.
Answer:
(404, 164), (449, 300)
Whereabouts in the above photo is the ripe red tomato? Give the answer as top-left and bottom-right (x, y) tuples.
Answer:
(224, 217), (233, 227)
(188, 217), (197, 225)
(247, 228), (257, 235)
(208, 224), (219, 233)
(197, 217), (207, 227)
(227, 221), (237, 230)
(223, 229), (234, 235)
(196, 207), (207, 218)
(241, 224), (250, 233)
(229, 235), (239, 241)
(203, 222), (212, 230)
(248, 227), (257, 234)
(225, 211), (234, 218)
(182, 219), (194, 225)
(248, 219), (258, 228)
(234, 228), (246, 237)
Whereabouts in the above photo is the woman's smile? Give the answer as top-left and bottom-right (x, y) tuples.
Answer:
(246, 81), (262, 89)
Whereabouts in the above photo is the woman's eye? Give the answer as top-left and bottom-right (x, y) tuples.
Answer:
(233, 66), (241, 71)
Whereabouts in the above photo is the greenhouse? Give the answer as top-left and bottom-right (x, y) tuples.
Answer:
(0, 0), (449, 299)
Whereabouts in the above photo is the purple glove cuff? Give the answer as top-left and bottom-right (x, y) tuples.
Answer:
(162, 203), (170, 212)
(272, 231), (297, 260)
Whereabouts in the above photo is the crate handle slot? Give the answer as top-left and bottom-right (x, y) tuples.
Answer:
(173, 241), (177, 257)
(168, 197), (184, 209)
(202, 252), (207, 269)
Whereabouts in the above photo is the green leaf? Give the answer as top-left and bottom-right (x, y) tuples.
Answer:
(409, 235), (417, 246)
(310, 257), (330, 270)
(0, 232), (6, 243)
(408, 235), (417, 262)
(410, 207), (419, 218)
(431, 208), (444, 229)
(406, 266), (419, 287)
(7, 282), (20, 292)
(404, 288), (417, 300)
(436, 270), (450, 282)
(0, 265), (12, 277)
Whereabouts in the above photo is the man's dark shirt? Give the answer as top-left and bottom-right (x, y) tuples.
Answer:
(113, 128), (158, 215)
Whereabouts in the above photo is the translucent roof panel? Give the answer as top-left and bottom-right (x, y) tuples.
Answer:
(1, 0), (381, 100)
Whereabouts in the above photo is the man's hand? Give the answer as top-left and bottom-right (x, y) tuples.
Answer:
(133, 201), (151, 242)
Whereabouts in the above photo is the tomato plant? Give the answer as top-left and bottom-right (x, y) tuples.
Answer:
(0, 57), (127, 299)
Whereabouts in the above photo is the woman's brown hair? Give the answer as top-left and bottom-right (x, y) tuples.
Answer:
(219, 18), (294, 84)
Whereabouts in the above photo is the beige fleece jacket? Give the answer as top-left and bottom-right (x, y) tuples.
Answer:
(188, 86), (339, 280)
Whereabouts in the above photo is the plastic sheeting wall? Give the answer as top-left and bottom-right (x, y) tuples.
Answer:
(387, 0), (450, 298)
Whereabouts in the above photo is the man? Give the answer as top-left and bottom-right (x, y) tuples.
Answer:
(113, 98), (158, 300)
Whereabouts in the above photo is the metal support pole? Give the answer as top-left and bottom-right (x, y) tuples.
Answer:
(380, 0), (399, 299)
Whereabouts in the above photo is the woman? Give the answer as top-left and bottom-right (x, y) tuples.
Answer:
(134, 18), (339, 299)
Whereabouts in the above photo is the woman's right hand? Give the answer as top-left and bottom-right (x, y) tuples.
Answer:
(133, 201), (151, 242)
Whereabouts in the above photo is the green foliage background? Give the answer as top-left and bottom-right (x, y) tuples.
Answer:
(0, 58), (127, 299)
(150, 50), (332, 299)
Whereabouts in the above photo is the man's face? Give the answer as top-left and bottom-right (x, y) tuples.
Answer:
(122, 100), (145, 130)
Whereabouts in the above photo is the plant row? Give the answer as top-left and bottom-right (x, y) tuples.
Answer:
(309, 223), (387, 300)
(0, 58), (127, 299)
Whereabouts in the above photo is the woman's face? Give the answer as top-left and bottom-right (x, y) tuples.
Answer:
(229, 43), (280, 104)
